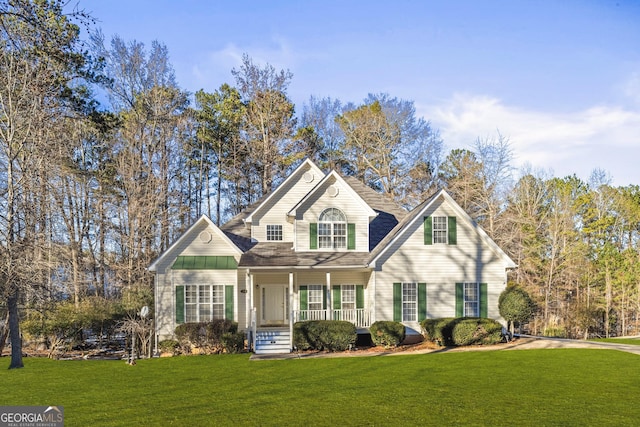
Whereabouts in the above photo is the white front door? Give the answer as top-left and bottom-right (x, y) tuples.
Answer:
(261, 286), (288, 326)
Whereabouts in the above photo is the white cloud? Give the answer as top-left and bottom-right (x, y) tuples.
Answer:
(188, 38), (300, 93)
(421, 94), (640, 186)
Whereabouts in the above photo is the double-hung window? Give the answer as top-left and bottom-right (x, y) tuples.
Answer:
(402, 282), (418, 322)
(185, 284), (224, 322)
(433, 216), (448, 244)
(308, 285), (324, 311)
(266, 224), (283, 241)
(341, 285), (356, 310)
(318, 208), (347, 249)
(464, 282), (479, 317)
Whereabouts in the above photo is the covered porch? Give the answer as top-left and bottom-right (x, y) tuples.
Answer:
(244, 268), (373, 353)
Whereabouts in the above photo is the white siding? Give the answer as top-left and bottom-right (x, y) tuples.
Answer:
(295, 176), (370, 252)
(154, 219), (243, 340)
(251, 165), (323, 242)
(374, 196), (509, 331)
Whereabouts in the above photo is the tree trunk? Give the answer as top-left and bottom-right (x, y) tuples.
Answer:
(8, 291), (23, 369)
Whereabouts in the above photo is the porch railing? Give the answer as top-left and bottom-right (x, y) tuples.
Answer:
(293, 309), (371, 328)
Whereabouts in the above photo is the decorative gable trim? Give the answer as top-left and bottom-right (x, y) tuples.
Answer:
(148, 215), (243, 272)
(245, 159), (325, 224)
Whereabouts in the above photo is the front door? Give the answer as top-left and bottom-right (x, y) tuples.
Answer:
(261, 286), (288, 326)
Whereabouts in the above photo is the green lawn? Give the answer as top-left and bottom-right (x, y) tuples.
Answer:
(3, 349), (639, 426)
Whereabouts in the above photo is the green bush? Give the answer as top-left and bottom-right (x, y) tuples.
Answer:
(421, 317), (503, 346)
(293, 320), (356, 352)
(369, 321), (406, 348)
(499, 286), (536, 334)
(175, 320), (238, 354)
(421, 318), (456, 346)
(221, 331), (246, 354)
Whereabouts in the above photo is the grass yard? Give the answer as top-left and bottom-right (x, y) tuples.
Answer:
(3, 349), (639, 426)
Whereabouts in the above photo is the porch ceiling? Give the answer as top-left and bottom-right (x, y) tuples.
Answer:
(239, 242), (371, 269)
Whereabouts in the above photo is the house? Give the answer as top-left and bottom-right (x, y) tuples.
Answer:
(148, 159), (516, 354)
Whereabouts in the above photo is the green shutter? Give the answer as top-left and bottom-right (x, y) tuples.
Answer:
(225, 285), (234, 320)
(299, 286), (308, 310)
(393, 283), (402, 322)
(448, 216), (457, 245)
(175, 285), (185, 324)
(310, 223), (318, 249)
(323, 286), (328, 310)
(479, 283), (488, 318)
(455, 283), (464, 317)
(424, 216), (432, 245)
(418, 283), (427, 321)
(347, 223), (356, 250)
(356, 285), (364, 309)
(333, 286), (341, 310)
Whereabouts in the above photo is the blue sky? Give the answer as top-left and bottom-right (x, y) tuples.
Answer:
(83, 0), (640, 186)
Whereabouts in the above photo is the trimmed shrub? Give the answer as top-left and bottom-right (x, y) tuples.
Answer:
(421, 318), (456, 346)
(293, 320), (356, 352)
(369, 321), (406, 348)
(499, 286), (536, 334)
(421, 317), (503, 346)
(175, 320), (238, 354)
(222, 331), (246, 354)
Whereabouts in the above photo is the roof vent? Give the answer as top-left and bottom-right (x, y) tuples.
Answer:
(327, 185), (339, 197)
(303, 171), (314, 183)
(199, 231), (212, 243)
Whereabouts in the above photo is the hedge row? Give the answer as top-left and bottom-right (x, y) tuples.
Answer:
(174, 320), (245, 354)
(421, 317), (503, 346)
(293, 320), (356, 351)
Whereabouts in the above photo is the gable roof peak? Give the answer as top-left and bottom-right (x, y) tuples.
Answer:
(244, 159), (325, 223)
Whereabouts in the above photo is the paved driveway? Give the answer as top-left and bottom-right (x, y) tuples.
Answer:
(498, 334), (640, 355)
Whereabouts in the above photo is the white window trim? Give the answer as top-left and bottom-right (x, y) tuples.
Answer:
(463, 282), (479, 317)
(341, 284), (356, 310)
(308, 284), (324, 311)
(402, 282), (418, 322)
(184, 284), (225, 323)
(318, 208), (347, 249)
(433, 216), (448, 244)
(266, 224), (283, 241)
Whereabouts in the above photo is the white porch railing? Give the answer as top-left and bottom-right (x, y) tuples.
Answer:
(293, 309), (371, 328)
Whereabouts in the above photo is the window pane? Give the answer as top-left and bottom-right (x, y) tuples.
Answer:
(342, 285), (355, 310)
(186, 305), (198, 323)
(308, 285), (323, 310)
(185, 285), (198, 303)
(433, 216), (447, 244)
(267, 225), (283, 241)
(402, 283), (417, 321)
(212, 285), (224, 303)
(464, 283), (479, 316)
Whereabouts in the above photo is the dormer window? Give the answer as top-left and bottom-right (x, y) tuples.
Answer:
(318, 208), (347, 249)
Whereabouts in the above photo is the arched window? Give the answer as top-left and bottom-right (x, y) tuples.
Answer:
(318, 208), (347, 249)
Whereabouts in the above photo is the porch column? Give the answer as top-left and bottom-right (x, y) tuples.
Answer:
(326, 271), (331, 321)
(289, 272), (294, 351)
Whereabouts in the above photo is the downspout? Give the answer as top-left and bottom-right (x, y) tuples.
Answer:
(153, 272), (159, 356)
